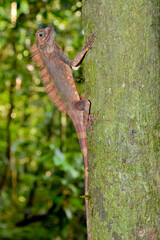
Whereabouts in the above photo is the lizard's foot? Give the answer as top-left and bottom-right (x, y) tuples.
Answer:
(86, 111), (100, 130)
(84, 33), (96, 50)
(87, 111), (109, 130)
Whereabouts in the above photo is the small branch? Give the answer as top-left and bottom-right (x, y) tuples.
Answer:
(16, 202), (56, 227)
(24, 181), (38, 219)
(0, 30), (16, 192)
(0, 76), (15, 192)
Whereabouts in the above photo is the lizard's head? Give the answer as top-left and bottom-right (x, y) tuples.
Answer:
(36, 26), (55, 47)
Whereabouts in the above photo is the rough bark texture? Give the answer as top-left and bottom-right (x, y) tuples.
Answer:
(82, 0), (159, 239)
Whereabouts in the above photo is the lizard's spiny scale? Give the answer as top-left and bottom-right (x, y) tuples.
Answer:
(35, 59), (44, 67)
(40, 68), (48, 76)
(35, 59), (43, 66)
(45, 83), (54, 92)
(30, 44), (37, 53)
(32, 54), (40, 61)
(48, 91), (57, 99)
(42, 76), (50, 83)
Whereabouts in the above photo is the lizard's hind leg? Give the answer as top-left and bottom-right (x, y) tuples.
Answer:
(74, 95), (90, 127)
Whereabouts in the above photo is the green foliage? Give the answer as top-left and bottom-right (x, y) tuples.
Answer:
(0, 0), (86, 239)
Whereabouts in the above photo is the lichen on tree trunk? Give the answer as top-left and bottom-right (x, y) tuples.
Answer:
(82, 0), (160, 239)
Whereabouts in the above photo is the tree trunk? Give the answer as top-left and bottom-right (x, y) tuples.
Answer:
(82, 0), (159, 239)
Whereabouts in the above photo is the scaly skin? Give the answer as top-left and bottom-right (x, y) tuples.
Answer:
(30, 26), (95, 240)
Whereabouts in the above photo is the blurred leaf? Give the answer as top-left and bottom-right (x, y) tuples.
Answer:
(19, 0), (30, 15)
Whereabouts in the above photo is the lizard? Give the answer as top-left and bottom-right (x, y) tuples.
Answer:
(30, 26), (95, 240)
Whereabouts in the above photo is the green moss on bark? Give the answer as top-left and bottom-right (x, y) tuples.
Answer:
(82, 0), (159, 239)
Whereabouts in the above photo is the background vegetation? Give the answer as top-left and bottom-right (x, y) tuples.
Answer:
(0, 0), (86, 239)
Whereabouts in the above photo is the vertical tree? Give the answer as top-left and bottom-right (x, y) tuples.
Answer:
(82, 0), (159, 239)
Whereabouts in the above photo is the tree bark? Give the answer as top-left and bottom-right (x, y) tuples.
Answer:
(82, 0), (159, 239)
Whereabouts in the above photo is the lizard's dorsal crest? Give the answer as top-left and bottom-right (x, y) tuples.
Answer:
(30, 43), (68, 113)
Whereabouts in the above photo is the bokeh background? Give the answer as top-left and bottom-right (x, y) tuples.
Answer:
(0, 1), (86, 239)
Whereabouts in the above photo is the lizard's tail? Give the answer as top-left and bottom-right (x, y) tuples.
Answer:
(69, 113), (90, 240)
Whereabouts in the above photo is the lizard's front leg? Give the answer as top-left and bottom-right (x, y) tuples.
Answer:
(71, 34), (96, 69)
(60, 33), (96, 70)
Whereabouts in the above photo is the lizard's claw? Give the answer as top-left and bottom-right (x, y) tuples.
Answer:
(86, 111), (99, 130)
(87, 111), (109, 131)
(84, 33), (96, 50)
(89, 110), (99, 125)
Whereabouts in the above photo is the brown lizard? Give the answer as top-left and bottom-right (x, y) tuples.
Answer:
(30, 26), (95, 240)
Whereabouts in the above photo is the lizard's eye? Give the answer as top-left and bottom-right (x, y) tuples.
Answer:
(38, 32), (44, 37)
